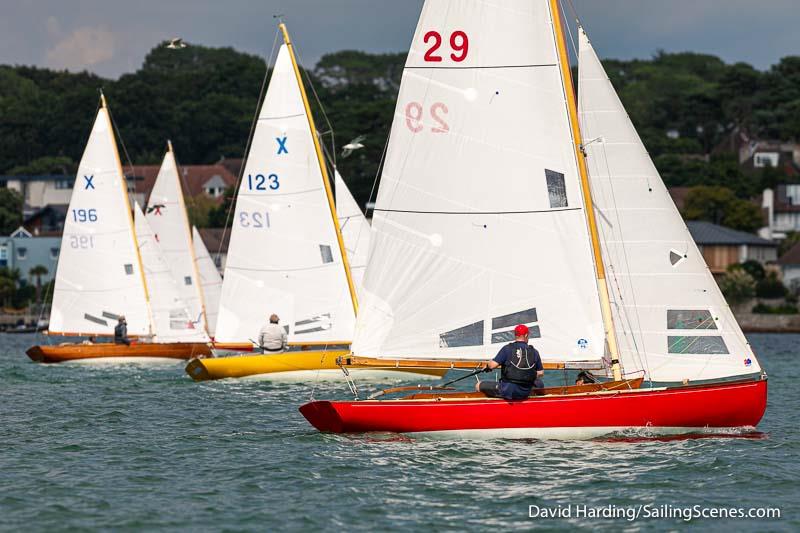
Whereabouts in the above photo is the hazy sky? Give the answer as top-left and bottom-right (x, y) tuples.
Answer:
(1, 0), (797, 78)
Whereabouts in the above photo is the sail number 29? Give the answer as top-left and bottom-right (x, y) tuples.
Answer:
(423, 30), (469, 62)
(247, 173), (280, 191)
(405, 102), (449, 133)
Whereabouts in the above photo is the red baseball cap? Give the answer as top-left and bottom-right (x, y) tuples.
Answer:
(514, 324), (529, 336)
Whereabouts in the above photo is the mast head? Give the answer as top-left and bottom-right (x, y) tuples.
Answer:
(167, 139), (174, 153)
(99, 90), (107, 109)
(278, 21), (291, 45)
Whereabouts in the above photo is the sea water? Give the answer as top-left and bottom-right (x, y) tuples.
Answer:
(1, 333), (797, 531)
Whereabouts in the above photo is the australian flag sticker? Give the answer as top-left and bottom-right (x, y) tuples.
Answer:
(744, 358), (753, 367)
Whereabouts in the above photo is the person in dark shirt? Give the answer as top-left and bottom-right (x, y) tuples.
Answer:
(114, 316), (131, 345)
(475, 324), (544, 400)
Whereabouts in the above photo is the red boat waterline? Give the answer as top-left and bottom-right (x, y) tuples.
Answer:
(299, 377), (768, 440)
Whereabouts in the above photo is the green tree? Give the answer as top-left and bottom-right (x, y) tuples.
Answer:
(8, 155), (73, 175)
(0, 189), (23, 234)
(682, 186), (763, 232)
(28, 265), (48, 303)
(719, 268), (756, 305)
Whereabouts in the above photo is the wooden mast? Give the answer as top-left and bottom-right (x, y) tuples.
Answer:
(167, 140), (209, 334)
(278, 23), (359, 316)
(103, 91), (156, 337)
(549, 0), (622, 380)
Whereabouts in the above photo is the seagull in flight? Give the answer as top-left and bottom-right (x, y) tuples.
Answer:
(166, 38), (187, 49)
(341, 135), (366, 158)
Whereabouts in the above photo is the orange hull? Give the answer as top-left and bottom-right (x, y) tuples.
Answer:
(26, 342), (212, 363)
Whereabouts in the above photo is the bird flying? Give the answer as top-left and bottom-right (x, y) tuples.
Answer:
(341, 135), (366, 158)
(166, 38), (187, 49)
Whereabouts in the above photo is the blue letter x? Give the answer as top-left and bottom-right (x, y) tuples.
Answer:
(276, 136), (288, 155)
(84, 175), (95, 189)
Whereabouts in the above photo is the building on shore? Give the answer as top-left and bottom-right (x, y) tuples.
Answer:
(0, 227), (60, 284)
(686, 220), (777, 275)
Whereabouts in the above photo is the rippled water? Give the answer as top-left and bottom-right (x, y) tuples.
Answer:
(1, 333), (797, 531)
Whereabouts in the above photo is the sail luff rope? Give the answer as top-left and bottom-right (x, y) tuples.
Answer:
(215, 28), (281, 262)
(290, 43), (338, 173)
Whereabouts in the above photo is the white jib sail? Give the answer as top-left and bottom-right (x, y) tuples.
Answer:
(578, 28), (760, 382)
(215, 44), (356, 344)
(50, 103), (151, 336)
(145, 147), (207, 331)
(351, 0), (606, 363)
(134, 204), (209, 342)
(335, 171), (370, 298)
(192, 226), (222, 337)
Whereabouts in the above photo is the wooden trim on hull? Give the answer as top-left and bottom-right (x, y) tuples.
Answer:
(26, 342), (211, 363)
(299, 378), (768, 438)
(398, 377), (643, 400)
(185, 350), (447, 382)
(342, 355), (604, 371)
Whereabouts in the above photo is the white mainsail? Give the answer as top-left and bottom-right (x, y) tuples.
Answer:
(335, 171), (370, 297)
(215, 44), (356, 344)
(134, 204), (209, 342)
(145, 145), (207, 331)
(192, 226), (223, 337)
(351, 0), (606, 363)
(578, 28), (760, 381)
(50, 100), (152, 336)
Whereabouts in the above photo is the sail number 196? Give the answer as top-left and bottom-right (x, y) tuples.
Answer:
(247, 173), (280, 191)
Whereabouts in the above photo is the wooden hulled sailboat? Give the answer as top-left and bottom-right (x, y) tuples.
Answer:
(299, 0), (767, 438)
(26, 96), (211, 363)
(186, 24), (445, 381)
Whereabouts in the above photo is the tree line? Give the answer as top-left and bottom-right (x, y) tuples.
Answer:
(1, 42), (799, 231)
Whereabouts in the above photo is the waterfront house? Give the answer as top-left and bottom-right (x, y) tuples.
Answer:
(0, 227), (60, 284)
(686, 221), (777, 274)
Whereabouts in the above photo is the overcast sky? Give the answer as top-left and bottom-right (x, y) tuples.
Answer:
(1, 0), (797, 78)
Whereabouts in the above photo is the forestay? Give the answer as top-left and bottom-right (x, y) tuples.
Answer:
(192, 226), (222, 337)
(352, 0), (605, 362)
(145, 146), (207, 330)
(578, 28), (760, 381)
(335, 171), (370, 297)
(134, 204), (209, 342)
(215, 44), (356, 344)
(50, 102), (151, 336)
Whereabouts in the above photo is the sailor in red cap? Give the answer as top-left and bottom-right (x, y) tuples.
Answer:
(476, 324), (543, 399)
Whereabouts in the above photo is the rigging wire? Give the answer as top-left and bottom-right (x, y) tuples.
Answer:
(215, 28), (281, 263)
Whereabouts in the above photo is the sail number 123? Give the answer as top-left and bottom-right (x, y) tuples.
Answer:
(247, 173), (280, 191)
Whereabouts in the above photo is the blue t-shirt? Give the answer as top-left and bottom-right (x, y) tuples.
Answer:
(493, 341), (543, 399)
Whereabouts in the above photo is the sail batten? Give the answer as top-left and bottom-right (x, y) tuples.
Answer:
(578, 27), (760, 382)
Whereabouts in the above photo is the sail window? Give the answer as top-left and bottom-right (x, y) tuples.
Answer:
(320, 245), (334, 264)
(668, 310), (717, 330)
(491, 325), (541, 344)
(492, 308), (538, 330)
(668, 336), (729, 355)
(102, 311), (120, 320)
(124, 264), (134, 275)
(184, 276), (192, 286)
(545, 169), (568, 208)
(440, 321), (484, 348)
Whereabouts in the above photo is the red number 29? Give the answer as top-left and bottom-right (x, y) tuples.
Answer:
(423, 30), (469, 62)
